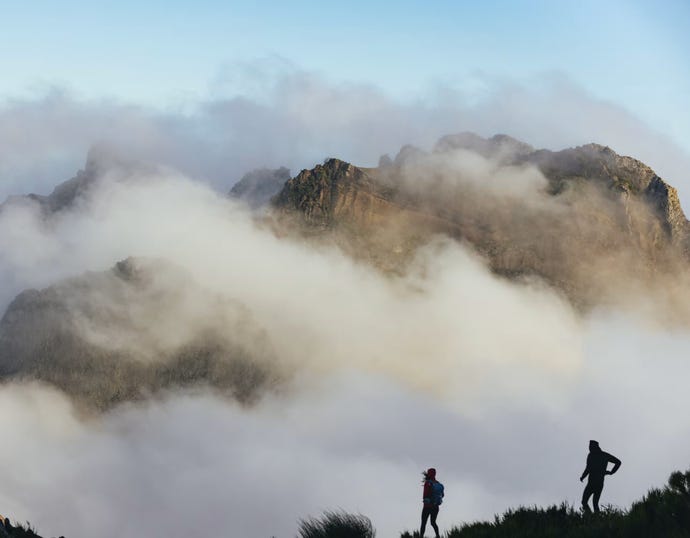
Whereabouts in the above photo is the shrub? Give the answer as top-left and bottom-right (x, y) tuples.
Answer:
(298, 510), (376, 538)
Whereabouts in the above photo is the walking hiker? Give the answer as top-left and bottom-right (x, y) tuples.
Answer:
(420, 468), (444, 538)
(580, 439), (621, 513)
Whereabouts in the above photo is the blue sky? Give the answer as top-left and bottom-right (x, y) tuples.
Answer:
(1, 1), (688, 162)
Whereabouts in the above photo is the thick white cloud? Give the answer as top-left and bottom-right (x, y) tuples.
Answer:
(2, 317), (690, 538)
(0, 169), (582, 403)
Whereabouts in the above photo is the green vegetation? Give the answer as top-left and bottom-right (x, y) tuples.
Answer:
(401, 468), (690, 538)
(298, 510), (376, 538)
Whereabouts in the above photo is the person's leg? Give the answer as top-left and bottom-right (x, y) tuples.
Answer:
(581, 483), (593, 513)
(429, 506), (440, 538)
(592, 482), (604, 513)
(420, 506), (430, 537)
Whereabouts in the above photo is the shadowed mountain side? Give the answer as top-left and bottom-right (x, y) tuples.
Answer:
(0, 258), (279, 411)
(272, 135), (690, 310)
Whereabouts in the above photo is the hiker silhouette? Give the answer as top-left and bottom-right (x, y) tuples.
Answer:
(420, 468), (444, 538)
(580, 439), (621, 513)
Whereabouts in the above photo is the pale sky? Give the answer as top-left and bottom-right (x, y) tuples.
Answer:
(1, 0), (688, 150)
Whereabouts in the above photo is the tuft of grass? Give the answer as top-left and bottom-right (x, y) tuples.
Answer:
(298, 510), (376, 538)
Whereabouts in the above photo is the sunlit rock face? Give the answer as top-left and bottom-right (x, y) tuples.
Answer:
(273, 134), (690, 307)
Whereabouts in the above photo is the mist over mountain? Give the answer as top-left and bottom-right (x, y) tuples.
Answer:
(2, 132), (690, 411)
(0, 257), (277, 411)
(229, 166), (290, 209)
(274, 133), (690, 312)
(2, 2), (688, 536)
(3, 132), (690, 537)
(0, 145), (160, 217)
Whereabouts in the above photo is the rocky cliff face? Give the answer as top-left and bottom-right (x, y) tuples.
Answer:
(0, 258), (277, 411)
(274, 159), (410, 228)
(273, 134), (690, 305)
(531, 144), (688, 244)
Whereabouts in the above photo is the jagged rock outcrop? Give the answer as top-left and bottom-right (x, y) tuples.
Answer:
(273, 159), (400, 228)
(0, 258), (278, 411)
(229, 166), (291, 209)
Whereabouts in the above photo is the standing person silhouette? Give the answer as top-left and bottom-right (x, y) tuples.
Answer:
(580, 440), (621, 513)
(420, 468), (444, 538)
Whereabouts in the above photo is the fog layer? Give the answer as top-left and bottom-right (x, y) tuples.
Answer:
(2, 317), (690, 538)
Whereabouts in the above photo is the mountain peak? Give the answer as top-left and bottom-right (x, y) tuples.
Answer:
(433, 132), (534, 160)
(271, 133), (690, 304)
(273, 158), (389, 228)
(229, 166), (290, 209)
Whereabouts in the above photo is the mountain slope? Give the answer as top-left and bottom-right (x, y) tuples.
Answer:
(273, 134), (690, 307)
(0, 258), (278, 411)
(2, 133), (690, 408)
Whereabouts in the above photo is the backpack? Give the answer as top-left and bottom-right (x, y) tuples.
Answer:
(431, 481), (444, 505)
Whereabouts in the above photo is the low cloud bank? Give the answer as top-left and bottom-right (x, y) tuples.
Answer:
(2, 317), (690, 538)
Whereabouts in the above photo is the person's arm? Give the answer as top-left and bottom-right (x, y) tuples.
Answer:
(580, 455), (591, 482)
(423, 480), (432, 504)
(606, 454), (621, 475)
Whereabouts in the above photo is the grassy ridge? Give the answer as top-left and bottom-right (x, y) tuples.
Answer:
(400, 468), (690, 538)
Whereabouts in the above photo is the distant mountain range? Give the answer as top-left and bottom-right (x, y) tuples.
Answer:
(2, 133), (688, 408)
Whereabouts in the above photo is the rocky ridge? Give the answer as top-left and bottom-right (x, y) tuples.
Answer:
(272, 134), (690, 305)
